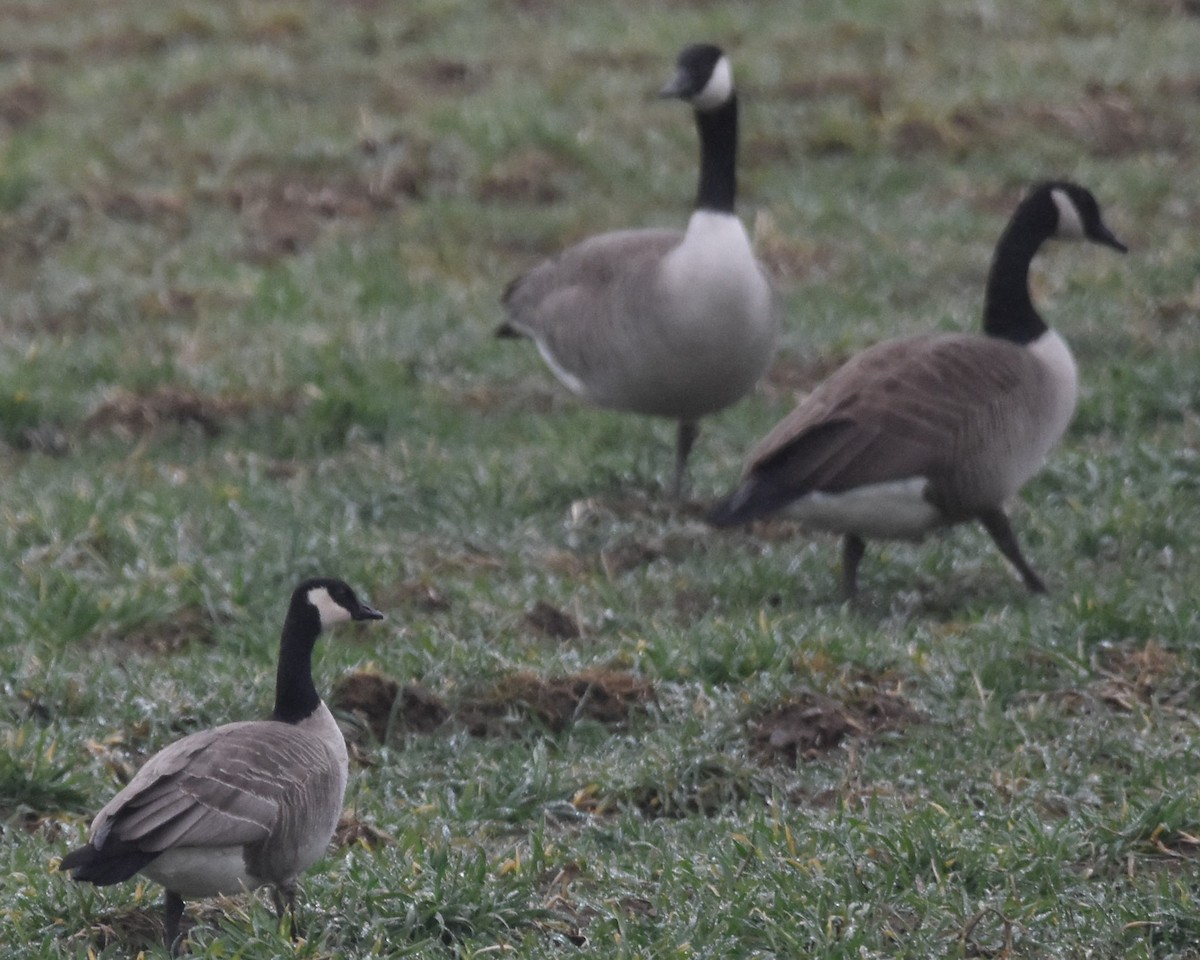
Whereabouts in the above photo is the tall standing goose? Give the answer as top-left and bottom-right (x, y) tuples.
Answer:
(709, 182), (1126, 599)
(59, 577), (383, 953)
(498, 43), (776, 498)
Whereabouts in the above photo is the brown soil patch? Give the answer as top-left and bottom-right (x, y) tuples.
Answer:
(776, 72), (886, 114)
(106, 606), (221, 656)
(0, 81), (48, 127)
(379, 579), (452, 614)
(64, 905), (165, 955)
(479, 148), (566, 205)
(1091, 638), (1183, 711)
(83, 386), (295, 439)
(330, 671), (449, 742)
(85, 188), (189, 228)
(459, 668), (654, 735)
(332, 667), (654, 743)
(414, 57), (489, 93)
(333, 812), (393, 851)
(523, 600), (581, 640)
(224, 162), (421, 260)
(749, 686), (921, 765)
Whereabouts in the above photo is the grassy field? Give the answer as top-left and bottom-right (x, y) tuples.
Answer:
(2, 0), (1199, 956)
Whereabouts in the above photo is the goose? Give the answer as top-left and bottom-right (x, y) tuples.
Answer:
(59, 577), (384, 953)
(497, 43), (776, 498)
(708, 181), (1126, 599)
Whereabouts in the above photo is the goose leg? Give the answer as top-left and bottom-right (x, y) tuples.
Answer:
(163, 891), (185, 956)
(978, 508), (1046, 593)
(272, 883), (301, 940)
(673, 420), (699, 499)
(841, 535), (866, 601)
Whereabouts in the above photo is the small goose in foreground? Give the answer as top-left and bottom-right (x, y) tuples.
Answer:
(60, 577), (383, 953)
(709, 182), (1126, 599)
(498, 43), (776, 498)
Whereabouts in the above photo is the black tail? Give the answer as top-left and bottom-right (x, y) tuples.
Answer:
(706, 484), (756, 527)
(707, 474), (798, 528)
(60, 841), (159, 886)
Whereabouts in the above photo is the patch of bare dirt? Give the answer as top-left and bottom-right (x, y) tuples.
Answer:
(103, 606), (221, 656)
(749, 686), (921, 765)
(224, 160), (421, 260)
(1091, 638), (1184, 712)
(84, 188), (190, 228)
(776, 72), (886, 114)
(523, 600), (581, 640)
(333, 812), (393, 851)
(64, 905), (165, 955)
(478, 148), (566, 205)
(414, 57), (489, 93)
(330, 671), (449, 742)
(332, 667), (654, 743)
(378, 578), (452, 614)
(459, 668), (654, 735)
(0, 81), (48, 128)
(83, 386), (296, 439)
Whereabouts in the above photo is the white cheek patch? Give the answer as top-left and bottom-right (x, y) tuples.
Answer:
(692, 56), (733, 110)
(1051, 188), (1085, 240)
(307, 586), (352, 626)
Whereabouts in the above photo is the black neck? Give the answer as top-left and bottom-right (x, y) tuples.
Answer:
(272, 602), (321, 723)
(693, 95), (738, 214)
(982, 199), (1055, 344)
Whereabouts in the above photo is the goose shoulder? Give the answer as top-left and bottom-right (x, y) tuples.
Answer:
(747, 333), (1069, 492)
(91, 716), (347, 855)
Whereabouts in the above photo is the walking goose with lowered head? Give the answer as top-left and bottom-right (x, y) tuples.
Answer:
(708, 181), (1126, 599)
(59, 577), (383, 953)
(498, 43), (776, 498)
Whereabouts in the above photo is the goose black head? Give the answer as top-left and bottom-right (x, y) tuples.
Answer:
(1038, 181), (1128, 253)
(659, 43), (733, 111)
(297, 577), (384, 628)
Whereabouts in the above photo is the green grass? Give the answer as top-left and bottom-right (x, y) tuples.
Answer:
(2, 0), (1200, 956)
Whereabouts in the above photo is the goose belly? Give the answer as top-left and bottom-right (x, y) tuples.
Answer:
(141, 846), (258, 898)
(600, 214), (773, 419)
(786, 478), (944, 540)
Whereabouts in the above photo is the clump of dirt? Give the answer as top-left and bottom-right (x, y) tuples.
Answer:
(333, 812), (393, 851)
(83, 386), (295, 439)
(85, 188), (189, 228)
(333, 666), (655, 743)
(224, 160), (422, 260)
(382, 579), (452, 614)
(749, 686), (921, 765)
(64, 906), (164, 955)
(330, 671), (449, 742)
(109, 606), (221, 656)
(414, 57), (489, 94)
(0, 81), (48, 128)
(478, 148), (565, 204)
(459, 668), (654, 736)
(523, 600), (580, 640)
(1091, 638), (1183, 712)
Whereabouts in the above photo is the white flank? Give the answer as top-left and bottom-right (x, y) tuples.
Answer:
(142, 846), (255, 898)
(1050, 188), (1085, 240)
(692, 55), (733, 110)
(788, 477), (942, 541)
(534, 340), (588, 398)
